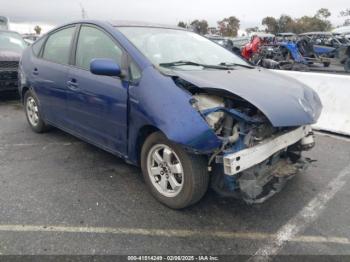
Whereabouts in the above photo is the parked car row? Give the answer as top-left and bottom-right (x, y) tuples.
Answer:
(209, 31), (350, 73)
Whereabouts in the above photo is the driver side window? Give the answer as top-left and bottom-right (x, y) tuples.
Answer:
(75, 25), (123, 70)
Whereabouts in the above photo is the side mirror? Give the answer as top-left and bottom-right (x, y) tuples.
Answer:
(90, 59), (122, 77)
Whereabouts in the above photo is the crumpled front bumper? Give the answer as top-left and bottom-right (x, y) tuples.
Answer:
(222, 125), (314, 176)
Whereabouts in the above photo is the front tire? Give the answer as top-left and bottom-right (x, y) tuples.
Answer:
(24, 90), (49, 133)
(141, 132), (209, 209)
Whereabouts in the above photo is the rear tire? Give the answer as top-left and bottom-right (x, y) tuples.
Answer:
(141, 132), (209, 209)
(24, 90), (49, 133)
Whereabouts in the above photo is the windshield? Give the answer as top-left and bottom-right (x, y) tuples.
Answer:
(0, 32), (27, 52)
(117, 27), (250, 69)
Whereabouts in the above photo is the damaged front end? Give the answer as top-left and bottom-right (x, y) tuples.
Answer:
(174, 76), (317, 204)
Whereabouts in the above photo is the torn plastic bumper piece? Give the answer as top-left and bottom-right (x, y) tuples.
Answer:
(222, 125), (313, 176)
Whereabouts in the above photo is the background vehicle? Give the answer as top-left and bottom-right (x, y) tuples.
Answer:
(206, 35), (242, 56)
(0, 16), (9, 30)
(0, 30), (27, 92)
(300, 32), (350, 72)
(22, 34), (40, 45)
(19, 21), (321, 209)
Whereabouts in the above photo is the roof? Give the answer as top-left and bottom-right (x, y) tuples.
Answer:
(108, 20), (184, 30)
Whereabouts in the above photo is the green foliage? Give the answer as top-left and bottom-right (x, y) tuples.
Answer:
(340, 9), (350, 26)
(177, 21), (187, 28)
(190, 20), (209, 35)
(262, 8), (332, 34)
(217, 16), (240, 37)
(262, 17), (279, 34)
(316, 8), (331, 19)
(246, 26), (260, 34)
(34, 25), (42, 35)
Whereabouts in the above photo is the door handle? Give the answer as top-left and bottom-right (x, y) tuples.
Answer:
(32, 68), (39, 76)
(67, 79), (79, 90)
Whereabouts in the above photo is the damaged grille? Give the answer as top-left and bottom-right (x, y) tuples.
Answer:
(0, 61), (19, 71)
(0, 71), (18, 81)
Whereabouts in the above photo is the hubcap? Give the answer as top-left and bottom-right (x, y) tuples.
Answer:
(26, 96), (39, 127)
(147, 144), (184, 197)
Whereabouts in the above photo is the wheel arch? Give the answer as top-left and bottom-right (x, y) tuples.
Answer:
(134, 125), (161, 165)
(21, 86), (30, 103)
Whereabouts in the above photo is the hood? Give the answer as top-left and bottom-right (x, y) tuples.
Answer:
(174, 68), (322, 127)
(0, 50), (21, 62)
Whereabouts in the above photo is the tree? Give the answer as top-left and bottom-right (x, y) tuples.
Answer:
(340, 9), (350, 17)
(177, 21), (187, 28)
(278, 15), (296, 33)
(217, 16), (240, 37)
(34, 25), (42, 35)
(340, 9), (350, 26)
(295, 15), (331, 33)
(262, 9), (332, 34)
(316, 8), (331, 20)
(262, 16), (279, 34)
(190, 20), (208, 35)
(246, 26), (260, 34)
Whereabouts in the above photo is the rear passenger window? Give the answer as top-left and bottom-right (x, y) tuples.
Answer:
(42, 27), (75, 65)
(75, 26), (123, 70)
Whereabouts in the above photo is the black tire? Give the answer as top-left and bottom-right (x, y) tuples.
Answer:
(344, 58), (350, 73)
(141, 132), (209, 209)
(24, 90), (49, 133)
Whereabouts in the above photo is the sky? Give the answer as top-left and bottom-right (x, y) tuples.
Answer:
(1, 0), (349, 34)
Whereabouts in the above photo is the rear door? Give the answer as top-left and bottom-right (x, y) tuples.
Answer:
(32, 25), (76, 126)
(65, 24), (128, 155)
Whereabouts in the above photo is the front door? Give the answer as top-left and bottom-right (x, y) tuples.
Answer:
(65, 25), (128, 156)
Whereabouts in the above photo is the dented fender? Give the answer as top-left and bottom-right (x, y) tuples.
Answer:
(127, 67), (222, 163)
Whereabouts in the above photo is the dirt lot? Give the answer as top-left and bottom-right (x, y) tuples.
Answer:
(0, 92), (350, 259)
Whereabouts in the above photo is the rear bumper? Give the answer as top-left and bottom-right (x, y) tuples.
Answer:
(223, 125), (313, 176)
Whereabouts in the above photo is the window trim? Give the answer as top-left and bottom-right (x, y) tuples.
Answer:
(31, 35), (47, 57)
(40, 25), (78, 66)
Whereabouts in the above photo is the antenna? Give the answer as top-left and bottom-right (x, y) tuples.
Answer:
(79, 2), (87, 19)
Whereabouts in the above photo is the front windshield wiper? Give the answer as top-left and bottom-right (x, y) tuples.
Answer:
(159, 60), (233, 70)
(219, 62), (255, 69)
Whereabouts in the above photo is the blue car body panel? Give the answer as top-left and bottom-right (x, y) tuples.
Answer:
(277, 41), (306, 63)
(19, 20), (322, 166)
(313, 45), (336, 55)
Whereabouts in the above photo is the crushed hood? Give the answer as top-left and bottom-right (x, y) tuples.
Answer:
(174, 68), (322, 127)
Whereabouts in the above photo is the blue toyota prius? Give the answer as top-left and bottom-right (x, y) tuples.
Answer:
(19, 20), (322, 209)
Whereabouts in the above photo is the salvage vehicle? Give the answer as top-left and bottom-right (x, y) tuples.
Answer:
(244, 34), (331, 71)
(0, 30), (27, 92)
(206, 35), (241, 56)
(19, 21), (322, 209)
(299, 32), (350, 72)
